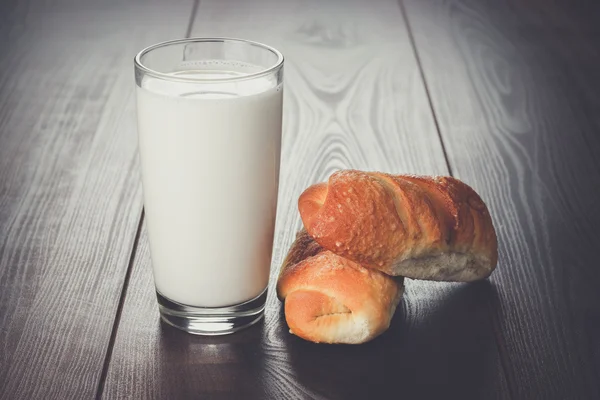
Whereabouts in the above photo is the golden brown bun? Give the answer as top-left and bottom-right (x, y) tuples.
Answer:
(277, 230), (404, 344)
(299, 170), (498, 281)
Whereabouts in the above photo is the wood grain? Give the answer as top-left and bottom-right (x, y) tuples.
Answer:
(103, 0), (510, 398)
(403, 0), (600, 398)
(0, 1), (194, 399)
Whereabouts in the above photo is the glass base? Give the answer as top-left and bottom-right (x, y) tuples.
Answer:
(157, 289), (267, 335)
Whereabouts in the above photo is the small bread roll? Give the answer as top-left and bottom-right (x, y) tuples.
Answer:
(277, 230), (404, 344)
(299, 170), (498, 281)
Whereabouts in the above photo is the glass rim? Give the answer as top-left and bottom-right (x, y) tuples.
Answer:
(134, 37), (284, 83)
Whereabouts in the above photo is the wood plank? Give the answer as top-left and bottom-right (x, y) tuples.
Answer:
(0, 1), (194, 399)
(103, 0), (511, 398)
(403, 0), (600, 398)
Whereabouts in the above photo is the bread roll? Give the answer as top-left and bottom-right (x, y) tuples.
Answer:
(277, 230), (404, 344)
(299, 170), (498, 281)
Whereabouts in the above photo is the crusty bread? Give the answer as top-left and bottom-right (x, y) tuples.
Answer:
(277, 230), (404, 344)
(299, 170), (498, 281)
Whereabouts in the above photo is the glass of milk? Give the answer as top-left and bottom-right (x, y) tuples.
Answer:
(134, 38), (283, 335)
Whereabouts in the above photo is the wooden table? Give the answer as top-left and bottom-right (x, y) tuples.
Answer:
(1, 0), (599, 398)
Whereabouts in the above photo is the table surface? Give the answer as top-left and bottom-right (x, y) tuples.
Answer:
(1, 0), (600, 399)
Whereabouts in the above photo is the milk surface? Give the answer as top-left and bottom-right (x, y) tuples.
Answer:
(137, 68), (282, 307)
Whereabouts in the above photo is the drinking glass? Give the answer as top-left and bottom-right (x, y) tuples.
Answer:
(134, 38), (283, 335)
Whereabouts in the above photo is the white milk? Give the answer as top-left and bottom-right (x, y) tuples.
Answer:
(137, 68), (282, 308)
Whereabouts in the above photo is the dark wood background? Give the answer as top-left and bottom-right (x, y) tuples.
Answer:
(1, 0), (599, 399)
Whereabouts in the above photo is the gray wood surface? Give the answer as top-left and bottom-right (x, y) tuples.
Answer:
(0, 1), (194, 399)
(2, 0), (599, 398)
(102, 0), (509, 399)
(403, 0), (600, 398)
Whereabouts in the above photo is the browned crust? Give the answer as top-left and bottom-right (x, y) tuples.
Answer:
(278, 229), (325, 287)
(299, 170), (498, 280)
(297, 182), (328, 233)
(277, 230), (404, 344)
